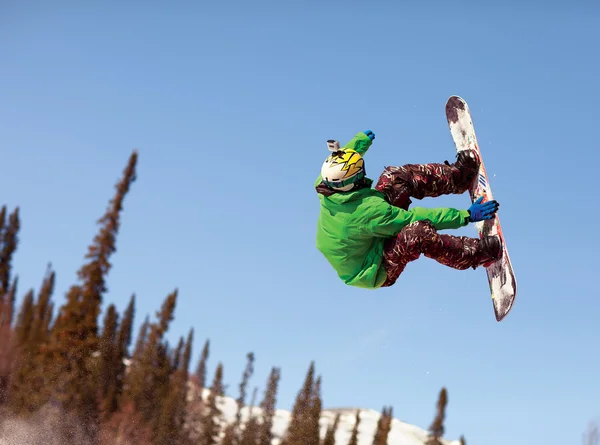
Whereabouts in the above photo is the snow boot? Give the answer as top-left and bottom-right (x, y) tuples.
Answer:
(476, 235), (503, 268)
(451, 149), (481, 191)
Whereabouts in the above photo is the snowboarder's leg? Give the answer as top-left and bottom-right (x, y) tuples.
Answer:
(374, 150), (480, 209)
(380, 219), (501, 287)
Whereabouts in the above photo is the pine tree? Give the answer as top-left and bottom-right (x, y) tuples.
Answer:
(116, 295), (135, 357)
(459, 435), (466, 445)
(155, 381), (181, 445)
(126, 289), (178, 422)
(0, 206), (19, 405)
(383, 407), (393, 443)
(0, 206), (19, 295)
(282, 361), (318, 445)
(239, 416), (260, 445)
(39, 151), (138, 444)
(150, 339), (175, 442)
(0, 277), (17, 340)
(177, 328), (193, 424)
(348, 410), (361, 445)
(195, 338), (210, 389)
(322, 413), (341, 445)
(222, 425), (237, 445)
(7, 266), (55, 413)
(258, 367), (281, 445)
(372, 409), (384, 445)
(13, 290), (34, 348)
(239, 387), (259, 445)
(223, 352), (256, 445)
(308, 375), (322, 445)
(98, 400), (153, 445)
(0, 207), (5, 246)
(172, 337), (185, 370)
(29, 264), (55, 346)
(98, 304), (119, 402)
(426, 387), (448, 445)
(372, 406), (393, 445)
(153, 332), (187, 445)
(0, 276), (17, 334)
(1, 286), (32, 408)
(0, 278), (17, 405)
(132, 314), (149, 358)
(236, 353), (255, 437)
(99, 294), (136, 430)
(156, 328), (194, 445)
(98, 299), (137, 420)
(182, 337), (209, 444)
(200, 362), (225, 445)
(110, 293), (135, 410)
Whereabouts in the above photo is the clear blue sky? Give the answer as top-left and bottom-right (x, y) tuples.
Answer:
(1, 1), (599, 444)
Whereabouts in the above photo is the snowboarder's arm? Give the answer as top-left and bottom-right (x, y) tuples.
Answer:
(366, 200), (470, 237)
(342, 131), (374, 156)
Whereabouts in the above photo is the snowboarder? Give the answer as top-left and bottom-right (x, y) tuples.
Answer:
(315, 130), (503, 289)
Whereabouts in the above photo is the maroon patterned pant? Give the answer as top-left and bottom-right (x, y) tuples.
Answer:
(375, 158), (486, 287)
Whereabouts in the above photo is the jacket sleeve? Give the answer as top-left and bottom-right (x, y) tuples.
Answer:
(315, 132), (373, 186)
(343, 131), (373, 156)
(365, 199), (470, 237)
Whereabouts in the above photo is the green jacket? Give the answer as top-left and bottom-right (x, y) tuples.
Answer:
(315, 132), (470, 289)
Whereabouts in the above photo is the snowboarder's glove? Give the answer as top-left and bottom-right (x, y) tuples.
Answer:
(467, 196), (499, 222)
(363, 130), (375, 141)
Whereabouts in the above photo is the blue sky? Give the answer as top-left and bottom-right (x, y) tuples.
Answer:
(1, 1), (599, 444)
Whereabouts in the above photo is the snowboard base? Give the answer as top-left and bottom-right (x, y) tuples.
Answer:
(445, 95), (517, 322)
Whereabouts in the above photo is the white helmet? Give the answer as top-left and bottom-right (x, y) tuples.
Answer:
(320, 140), (366, 192)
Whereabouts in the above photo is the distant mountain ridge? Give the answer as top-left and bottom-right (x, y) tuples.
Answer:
(191, 385), (462, 445)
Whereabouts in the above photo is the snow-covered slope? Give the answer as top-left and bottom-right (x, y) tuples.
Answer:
(195, 387), (461, 445)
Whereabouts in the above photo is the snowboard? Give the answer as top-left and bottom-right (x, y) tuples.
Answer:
(445, 95), (517, 322)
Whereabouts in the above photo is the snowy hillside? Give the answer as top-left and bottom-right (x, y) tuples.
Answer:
(197, 387), (462, 445)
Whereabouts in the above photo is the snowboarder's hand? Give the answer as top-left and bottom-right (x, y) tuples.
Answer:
(468, 196), (499, 222)
(363, 130), (375, 141)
